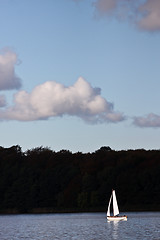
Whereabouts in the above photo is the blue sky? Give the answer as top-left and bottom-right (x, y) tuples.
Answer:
(0, 0), (160, 152)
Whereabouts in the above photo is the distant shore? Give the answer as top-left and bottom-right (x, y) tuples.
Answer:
(0, 146), (160, 214)
(0, 206), (160, 214)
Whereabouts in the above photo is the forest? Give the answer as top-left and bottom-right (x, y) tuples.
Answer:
(0, 145), (160, 213)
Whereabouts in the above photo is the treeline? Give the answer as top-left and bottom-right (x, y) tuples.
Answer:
(0, 145), (160, 213)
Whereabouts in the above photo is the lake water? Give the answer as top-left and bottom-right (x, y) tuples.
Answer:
(0, 212), (160, 239)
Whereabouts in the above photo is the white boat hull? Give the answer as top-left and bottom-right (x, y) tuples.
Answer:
(107, 216), (127, 221)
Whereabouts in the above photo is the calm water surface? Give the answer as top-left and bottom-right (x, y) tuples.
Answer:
(0, 212), (160, 240)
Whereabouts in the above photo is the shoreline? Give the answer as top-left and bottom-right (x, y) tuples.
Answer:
(0, 207), (160, 214)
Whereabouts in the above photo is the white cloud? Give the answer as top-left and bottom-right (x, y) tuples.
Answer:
(93, 0), (117, 16)
(0, 48), (22, 90)
(82, 0), (160, 32)
(138, 0), (160, 31)
(133, 113), (160, 127)
(0, 95), (6, 107)
(0, 77), (125, 123)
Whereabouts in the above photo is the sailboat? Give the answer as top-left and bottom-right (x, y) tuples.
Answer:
(107, 189), (127, 221)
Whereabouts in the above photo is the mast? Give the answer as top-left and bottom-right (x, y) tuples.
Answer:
(112, 190), (119, 216)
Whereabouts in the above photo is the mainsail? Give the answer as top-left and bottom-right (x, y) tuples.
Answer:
(112, 190), (119, 216)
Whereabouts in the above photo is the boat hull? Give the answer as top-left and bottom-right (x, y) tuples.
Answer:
(107, 216), (127, 221)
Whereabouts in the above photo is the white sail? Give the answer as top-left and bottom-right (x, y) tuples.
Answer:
(112, 190), (119, 216)
(107, 194), (112, 216)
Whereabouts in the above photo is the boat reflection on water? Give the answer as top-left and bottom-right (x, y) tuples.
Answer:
(107, 219), (120, 240)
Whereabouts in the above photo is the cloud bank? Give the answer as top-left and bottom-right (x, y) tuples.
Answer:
(74, 0), (160, 32)
(0, 49), (22, 90)
(0, 77), (125, 123)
